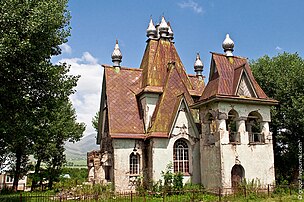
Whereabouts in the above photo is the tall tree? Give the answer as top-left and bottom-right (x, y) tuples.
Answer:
(92, 111), (99, 133)
(0, 0), (84, 190)
(31, 98), (85, 190)
(250, 52), (304, 183)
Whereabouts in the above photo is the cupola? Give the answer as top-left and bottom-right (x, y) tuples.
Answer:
(167, 22), (174, 41)
(222, 34), (234, 57)
(194, 53), (204, 79)
(158, 16), (169, 38)
(111, 40), (122, 67)
(146, 18), (157, 39)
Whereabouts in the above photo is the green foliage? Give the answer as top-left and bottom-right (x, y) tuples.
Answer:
(250, 52), (304, 183)
(160, 163), (184, 192)
(183, 183), (204, 191)
(173, 172), (183, 191)
(92, 111), (99, 133)
(61, 167), (88, 183)
(0, 0), (85, 190)
(161, 163), (173, 192)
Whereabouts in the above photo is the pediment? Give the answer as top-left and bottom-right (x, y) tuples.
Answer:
(236, 71), (257, 98)
(170, 97), (199, 140)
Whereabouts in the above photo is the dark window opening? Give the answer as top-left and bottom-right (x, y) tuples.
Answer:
(129, 153), (140, 175)
(226, 110), (239, 143)
(247, 112), (264, 143)
(105, 166), (111, 181)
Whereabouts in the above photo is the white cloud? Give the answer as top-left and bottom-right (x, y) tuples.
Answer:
(58, 52), (103, 137)
(60, 43), (72, 54)
(82, 52), (98, 64)
(178, 0), (204, 14)
(275, 46), (283, 51)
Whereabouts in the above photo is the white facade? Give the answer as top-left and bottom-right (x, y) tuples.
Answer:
(0, 173), (27, 191)
(109, 100), (201, 191)
(199, 100), (275, 192)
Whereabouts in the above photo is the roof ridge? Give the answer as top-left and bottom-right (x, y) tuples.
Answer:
(211, 52), (248, 60)
(148, 63), (174, 132)
(103, 65), (143, 71)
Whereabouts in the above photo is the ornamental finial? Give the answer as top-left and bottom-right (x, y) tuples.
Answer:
(111, 40), (122, 67)
(222, 34), (234, 56)
(159, 16), (169, 38)
(146, 17), (157, 39)
(194, 53), (204, 79)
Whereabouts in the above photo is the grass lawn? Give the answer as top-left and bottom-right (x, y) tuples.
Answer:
(0, 188), (300, 202)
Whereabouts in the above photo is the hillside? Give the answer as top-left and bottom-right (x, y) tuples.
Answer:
(64, 133), (99, 161)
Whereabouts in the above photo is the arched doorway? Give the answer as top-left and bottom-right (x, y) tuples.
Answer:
(231, 164), (245, 189)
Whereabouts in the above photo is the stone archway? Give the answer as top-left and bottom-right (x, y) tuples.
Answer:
(231, 164), (245, 189)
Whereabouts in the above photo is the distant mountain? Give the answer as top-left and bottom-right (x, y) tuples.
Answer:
(64, 133), (99, 160)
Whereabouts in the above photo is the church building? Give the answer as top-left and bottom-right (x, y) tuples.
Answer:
(87, 16), (278, 192)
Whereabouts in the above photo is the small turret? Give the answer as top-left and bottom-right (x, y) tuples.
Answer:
(194, 53), (204, 80)
(158, 16), (169, 38)
(111, 40), (122, 68)
(222, 34), (234, 57)
(146, 18), (157, 39)
(167, 22), (174, 41)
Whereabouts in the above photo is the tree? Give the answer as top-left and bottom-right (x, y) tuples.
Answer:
(92, 111), (99, 133)
(31, 100), (85, 190)
(250, 52), (304, 183)
(0, 0), (85, 190)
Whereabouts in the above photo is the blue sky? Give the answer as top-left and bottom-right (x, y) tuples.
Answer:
(54, 0), (304, 137)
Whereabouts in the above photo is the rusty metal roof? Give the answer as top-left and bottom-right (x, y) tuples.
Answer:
(200, 53), (270, 101)
(148, 64), (194, 136)
(140, 39), (193, 90)
(103, 66), (145, 137)
(102, 38), (205, 139)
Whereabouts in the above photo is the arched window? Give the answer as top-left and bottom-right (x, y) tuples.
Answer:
(173, 139), (189, 174)
(246, 111), (263, 143)
(129, 153), (139, 175)
(204, 112), (216, 144)
(231, 164), (245, 190)
(226, 109), (239, 143)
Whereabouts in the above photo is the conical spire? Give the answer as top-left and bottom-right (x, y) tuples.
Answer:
(194, 53), (204, 78)
(222, 34), (234, 56)
(111, 40), (122, 67)
(167, 21), (174, 41)
(158, 16), (169, 38)
(146, 18), (157, 39)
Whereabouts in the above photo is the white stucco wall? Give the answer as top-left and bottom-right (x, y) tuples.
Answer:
(199, 100), (275, 190)
(218, 102), (271, 122)
(200, 142), (222, 189)
(112, 139), (143, 191)
(221, 143), (275, 189)
(140, 94), (159, 130)
(151, 101), (200, 185)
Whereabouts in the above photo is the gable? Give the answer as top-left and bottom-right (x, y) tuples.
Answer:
(103, 66), (145, 137)
(236, 71), (257, 97)
(148, 64), (194, 137)
(170, 98), (199, 139)
(200, 53), (270, 102)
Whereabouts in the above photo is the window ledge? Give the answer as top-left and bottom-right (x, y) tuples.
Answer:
(128, 174), (140, 177)
(182, 173), (191, 176)
(229, 142), (241, 145)
(248, 142), (265, 145)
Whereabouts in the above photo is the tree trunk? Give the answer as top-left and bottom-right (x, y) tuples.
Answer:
(48, 172), (54, 190)
(13, 149), (22, 191)
(31, 158), (42, 191)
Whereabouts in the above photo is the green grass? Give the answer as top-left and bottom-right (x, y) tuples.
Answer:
(65, 159), (87, 168)
(0, 190), (299, 202)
